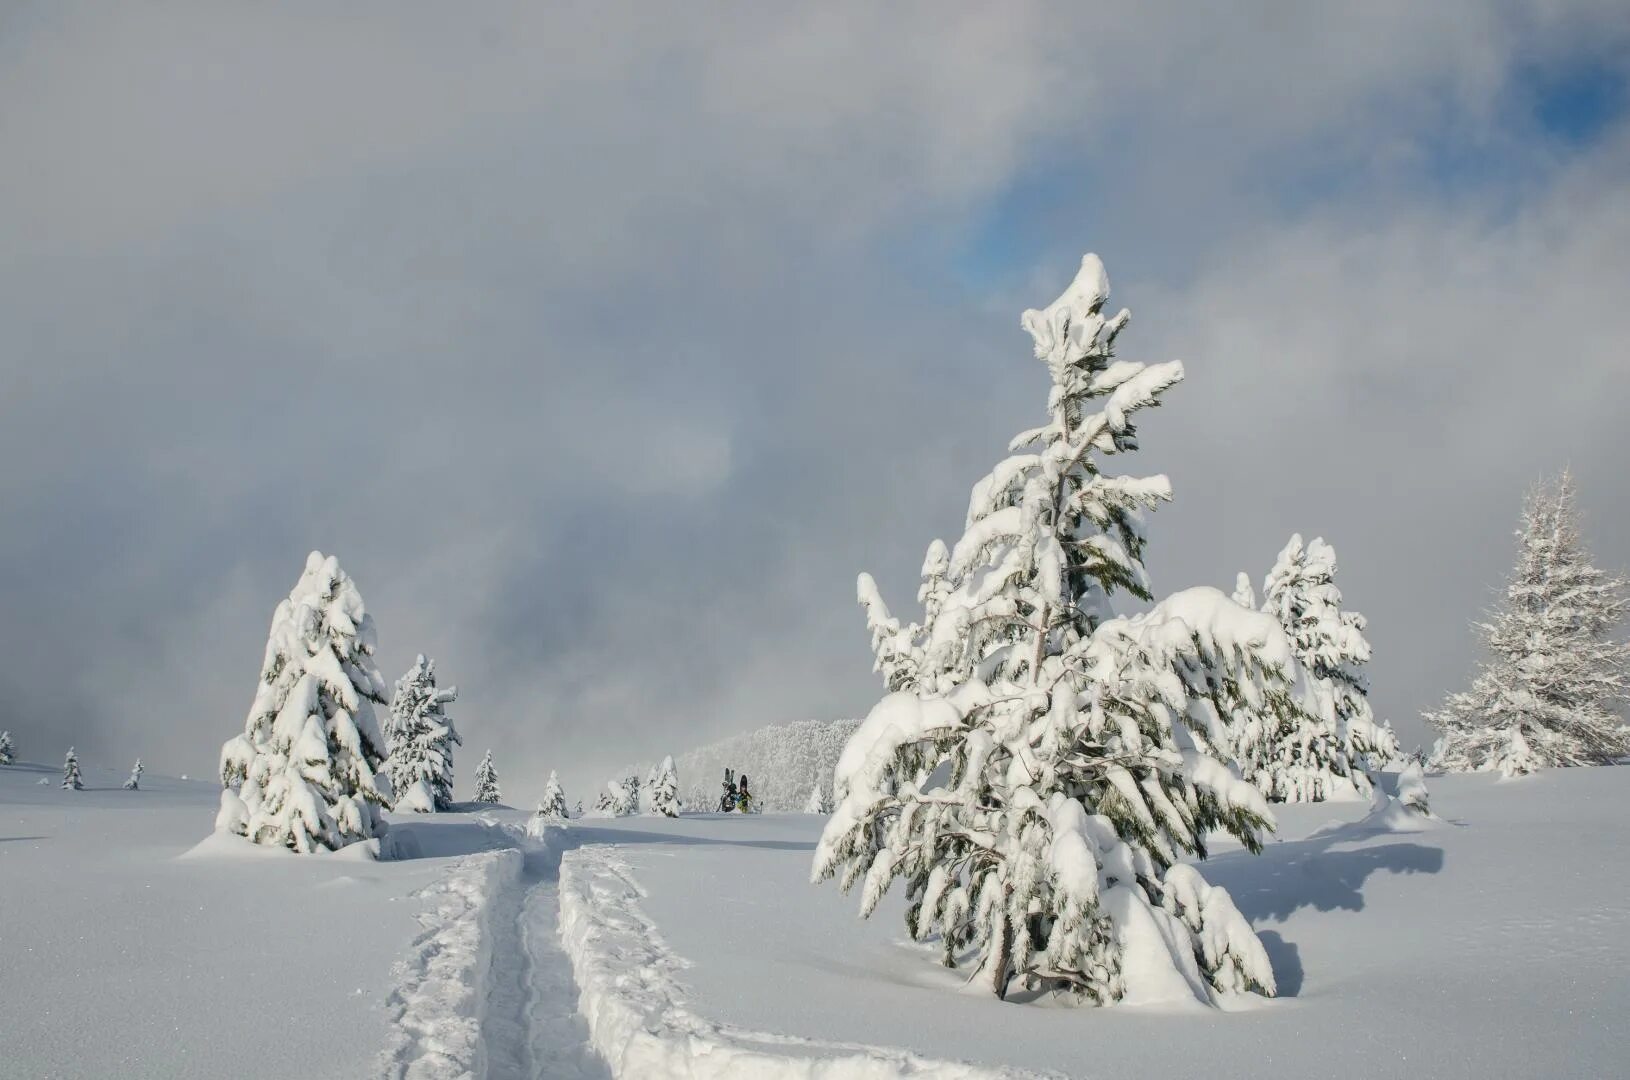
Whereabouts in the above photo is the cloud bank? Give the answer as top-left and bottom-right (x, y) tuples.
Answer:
(2, 2), (1627, 800)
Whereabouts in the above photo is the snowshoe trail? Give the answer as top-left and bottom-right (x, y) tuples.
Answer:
(480, 841), (609, 1080)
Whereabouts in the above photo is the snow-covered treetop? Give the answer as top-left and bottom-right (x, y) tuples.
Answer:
(1262, 535), (1369, 677)
(234, 551), (390, 779)
(1231, 571), (1256, 610)
(859, 254), (1184, 701)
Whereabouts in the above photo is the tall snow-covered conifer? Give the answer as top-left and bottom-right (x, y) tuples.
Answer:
(1257, 534), (1398, 800)
(124, 759), (142, 791)
(385, 655), (462, 812)
(816, 254), (1319, 1006)
(648, 756), (681, 817)
(1428, 472), (1630, 774)
(0, 731), (14, 765)
(217, 551), (392, 853)
(472, 750), (502, 804)
(62, 747), (83, 790)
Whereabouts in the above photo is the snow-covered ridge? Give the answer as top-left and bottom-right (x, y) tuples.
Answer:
(557, 843), (1047, 1080)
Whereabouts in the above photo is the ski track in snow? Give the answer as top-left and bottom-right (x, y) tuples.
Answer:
(379, 823), (607, 1080)
(557, 844), (1052, 1080)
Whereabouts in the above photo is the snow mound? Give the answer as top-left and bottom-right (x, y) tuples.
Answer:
(558, 844), (1047, 1079)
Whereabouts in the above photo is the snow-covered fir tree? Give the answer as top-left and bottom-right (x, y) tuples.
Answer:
(647, 756), (681, 817)
(527, 771), (571, 837)
(384, 655), (462, 813)
(472, 750), (501, 804)
(1257, 534), (1398, 800)
(538, 770), (570, 819)
(816, 254), (1322, 1005)
(593, 787), (616, 814)
(123, 758), (142, 791)
(1230, 571), (1256, 610)
(1427, 472), (1630, 775)
(0, 730), (14, 765)
(803, 778), (833, 815)
(615, 774), (640, 816)
(217, 551), (392, 853)
(62, 747), (83, 790)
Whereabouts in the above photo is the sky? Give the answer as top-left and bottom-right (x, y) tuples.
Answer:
(2, 2), (1628, 805)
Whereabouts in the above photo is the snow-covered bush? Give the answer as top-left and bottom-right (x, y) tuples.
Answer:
(1428, 472), (1630, 775)
(815, 255), (1311, 1006)
(384, 655), (461, 813)
(0, 730), (14, 765)
(62, 747), (83, 790)
(123, 759), (142, 791)
(648, 756), (681, 817)
(1257, 534), (1398, 799)
(596, 774), (640, 817)
(472, 750), (502, 804)
(1397, 761), (1430, 815)
(217, 551), (392, 853)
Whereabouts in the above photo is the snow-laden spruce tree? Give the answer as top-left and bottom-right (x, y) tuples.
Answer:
(0, 730), (14, 765)
(124, 759), (142, 791)
(538, 770), (570, 819)
(1428, 472), (1630, 775)
(472, 750), (501, 804)
(384, 655), (462, 813)
(616, 774), (640, 816)
(817, 254), (1323, 1006)
(803, 778), (833, 815)
(62, 747), (83, 790)
(647, 756), (681, 817)
(1230, 572), (1256, 610)
(1257, 534), (1398, 799)
(218, 551), (392, 853)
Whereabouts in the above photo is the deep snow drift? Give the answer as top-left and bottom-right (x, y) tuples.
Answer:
(4, 758), (1629, 1078)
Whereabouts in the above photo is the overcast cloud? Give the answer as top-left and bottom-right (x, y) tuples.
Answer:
(3, 2), (1628, 801)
